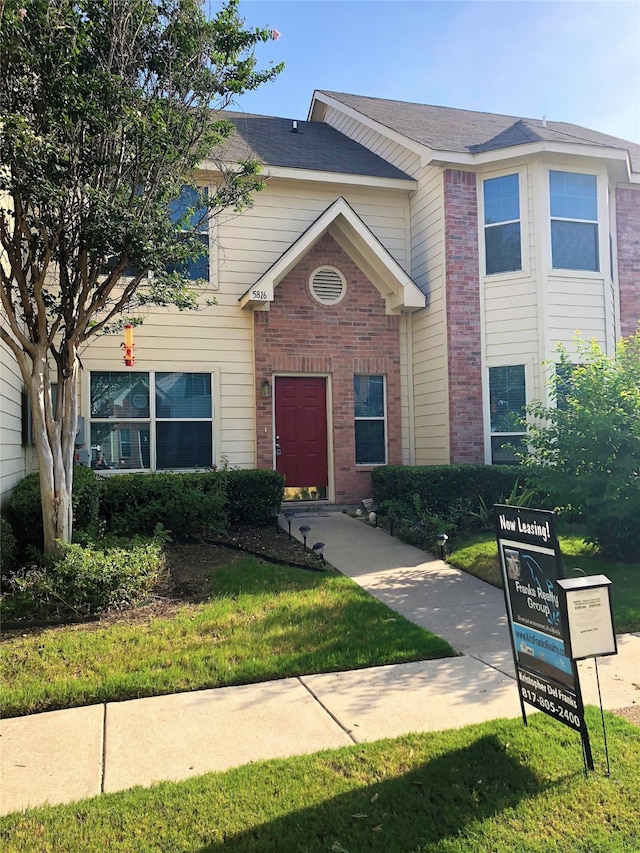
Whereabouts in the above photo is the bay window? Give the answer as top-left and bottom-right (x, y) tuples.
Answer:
(483, 174), (522, 275)
(549, 171), (598, 271)
(489, 365), (526, 464)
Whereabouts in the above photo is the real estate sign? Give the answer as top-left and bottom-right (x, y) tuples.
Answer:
(494, 505), (592, 766)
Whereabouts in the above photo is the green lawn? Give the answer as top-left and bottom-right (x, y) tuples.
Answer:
(1, 710), (638, 851)
(0, 557), (454, 718)
(449, 531), (640, 633)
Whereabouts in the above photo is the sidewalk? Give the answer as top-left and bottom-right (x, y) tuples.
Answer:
(2, 512), (639, 816)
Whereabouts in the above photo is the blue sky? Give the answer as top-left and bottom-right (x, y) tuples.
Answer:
(231, 0), (640, 143)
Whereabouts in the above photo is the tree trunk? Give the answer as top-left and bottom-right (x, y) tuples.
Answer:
(26, 350), (79, 555)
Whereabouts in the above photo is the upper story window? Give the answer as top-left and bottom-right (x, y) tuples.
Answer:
(167, 185), (210, 281)
(549, 171), (598, 272)
(483, 174), (522, 275)
(90, 371), (213, 471)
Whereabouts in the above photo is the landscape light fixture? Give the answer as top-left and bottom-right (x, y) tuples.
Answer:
(298, 524), (311, 549)
(311, 542), (325, 562)
(436, 533), (449, 560)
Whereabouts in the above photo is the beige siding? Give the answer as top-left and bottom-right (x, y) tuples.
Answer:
(0, 340), (26, 504)
(408, 164), (450, 465)
(546, 277), (607, 352)
(323, 107), (422, 177)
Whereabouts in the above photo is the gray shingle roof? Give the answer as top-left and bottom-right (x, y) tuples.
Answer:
(215, 112), (414, 181)
(316, 91), (640, 173)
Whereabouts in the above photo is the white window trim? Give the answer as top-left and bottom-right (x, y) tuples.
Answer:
(478, 168), (531, 282)
(484, 363), (529, 465)
(547, 167), (603, 274)
(87, 369), (215, 473)
(354, 374), (387, 466)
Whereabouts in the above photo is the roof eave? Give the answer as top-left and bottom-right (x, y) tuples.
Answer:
(431, 141), (637, 181)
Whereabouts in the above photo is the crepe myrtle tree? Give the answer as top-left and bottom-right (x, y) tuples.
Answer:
(524, 335), (640, 562)
(0, 0), (283, 555)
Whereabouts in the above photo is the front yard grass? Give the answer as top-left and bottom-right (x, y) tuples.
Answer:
(449, 531), (640, 633)
(1, 710), (638, 851)
(0, 557), (454, 718)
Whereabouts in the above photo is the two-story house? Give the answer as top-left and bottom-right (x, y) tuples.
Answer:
(2, 91), (639, 506)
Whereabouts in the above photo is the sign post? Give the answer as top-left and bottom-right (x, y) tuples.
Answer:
(494, 504), (593, 770)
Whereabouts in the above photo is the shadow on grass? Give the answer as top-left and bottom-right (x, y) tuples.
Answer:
(198, 734), (542, 852)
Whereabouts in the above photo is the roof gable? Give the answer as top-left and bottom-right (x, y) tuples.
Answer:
(240, 197), (425, 313)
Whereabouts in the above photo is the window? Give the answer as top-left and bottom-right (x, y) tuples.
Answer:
(549, 171), (598, 271)
(354, 375), (386, 465)
(166, 185), (209, 281)
(489, 365), (526, 464)
(555, 362), (576, 411)
(90, 371), (212, 470)
(483, 174), (522, 275)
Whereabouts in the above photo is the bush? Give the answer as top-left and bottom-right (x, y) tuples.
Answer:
(99, 472), (228, 538)
(0, 536), (165, 621)
(219, 469), (284, 525)
(526, 335), (640, 562)
(373, 465), (529, 521)
(0, 514), (19, 577)
(5, 466), (104, 557)
(4, 472), (42, 557)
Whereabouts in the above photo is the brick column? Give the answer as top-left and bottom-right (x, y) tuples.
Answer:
(616, 187), (640, 337)
(443, 169), (484, 464)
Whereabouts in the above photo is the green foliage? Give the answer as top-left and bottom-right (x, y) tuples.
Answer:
(373, 464), (534, 547)
(525, 335), (640, 562)
(1, 537), (164, 622)
(471, 478), (538, 530)
(373, 464), (526, 520)
(219, 469), (285, 524)
(0, 514), (19, 578)
(99, 472), (228, 537)
(5, 468), (104, 558)
(0, 0), (283, 550)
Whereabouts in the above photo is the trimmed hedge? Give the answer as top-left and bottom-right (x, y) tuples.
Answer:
(99, 472), (228, 538)
(99, 468), (284, 536)
(371, 464), (529, 520)
(219, 469), (285, 525)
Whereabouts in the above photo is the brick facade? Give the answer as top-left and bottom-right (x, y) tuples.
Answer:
(443, 169), (484, 463)
(616, 187), (640, 337)
(254, 232), (402, 505)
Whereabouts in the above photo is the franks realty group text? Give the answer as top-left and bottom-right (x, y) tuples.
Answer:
(498, 513), (551, 543)
(514, 580), (559, 617)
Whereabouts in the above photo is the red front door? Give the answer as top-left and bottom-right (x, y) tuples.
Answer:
(275, 377), (328, 500)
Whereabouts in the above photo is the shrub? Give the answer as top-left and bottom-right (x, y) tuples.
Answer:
(219, 469), (284, 525)
(99, 472), (228, 538)
(4, 472), (42, 557)
(0, 536), (165, 621)
(5, 466), (104, 557)
(373, 465), (529, 523)
(526, 335), (640, 562)
(0, 514), (19, 577)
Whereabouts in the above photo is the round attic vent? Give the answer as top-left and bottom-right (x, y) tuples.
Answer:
(309, 266), (346, 305)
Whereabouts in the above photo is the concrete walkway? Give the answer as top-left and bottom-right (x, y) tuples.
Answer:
(2, 512), (639, 816)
